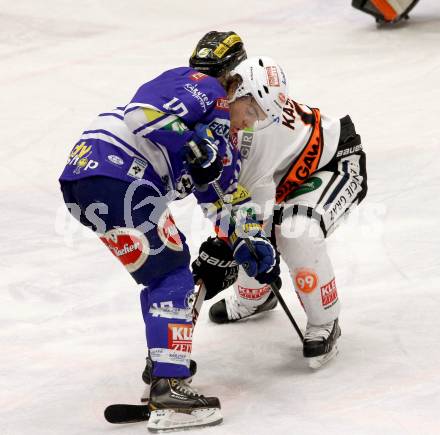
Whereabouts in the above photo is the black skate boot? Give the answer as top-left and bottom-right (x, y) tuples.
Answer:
(209, 291), (278, 324)
(147, 378), (222, 432)
(141, 355), (198, 402)
(303, 318), (341, 369)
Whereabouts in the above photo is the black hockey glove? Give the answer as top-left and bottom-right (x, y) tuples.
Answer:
(184, 124), (223, 186)
(192, 237), (239, 300)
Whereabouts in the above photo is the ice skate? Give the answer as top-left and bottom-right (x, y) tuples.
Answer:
(209, 291), (278, 324)
(147, 378), (222, 432)
(303, 319), (341, 369)
(141, 355), (198, 403)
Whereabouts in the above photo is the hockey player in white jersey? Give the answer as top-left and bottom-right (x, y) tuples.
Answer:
(190, 31), (368, 369)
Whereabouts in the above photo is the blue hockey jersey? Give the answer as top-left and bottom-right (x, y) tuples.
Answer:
(59, 67), (240, 205)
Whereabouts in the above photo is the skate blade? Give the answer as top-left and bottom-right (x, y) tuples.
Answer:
(307, 345), (339, 369)
(147, 408), (222, 432)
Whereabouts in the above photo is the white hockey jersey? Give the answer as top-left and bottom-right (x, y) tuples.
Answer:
(236, 97), (341, 220)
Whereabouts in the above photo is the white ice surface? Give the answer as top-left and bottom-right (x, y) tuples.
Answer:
(1, 1), (440, 434)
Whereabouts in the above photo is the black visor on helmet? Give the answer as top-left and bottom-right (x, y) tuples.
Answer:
(189, 31), (247, 77)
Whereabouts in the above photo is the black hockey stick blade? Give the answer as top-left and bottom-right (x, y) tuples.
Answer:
(104, 404), (150, 424)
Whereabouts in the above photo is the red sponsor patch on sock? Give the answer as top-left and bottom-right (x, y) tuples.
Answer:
(238, 285), (270, 300)
(320, 278), (338, 308)
(168, 323), (193, 353)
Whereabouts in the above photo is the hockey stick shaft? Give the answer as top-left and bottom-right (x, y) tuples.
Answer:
(192, 283), (207, 324)
(188, 141), (304, 342)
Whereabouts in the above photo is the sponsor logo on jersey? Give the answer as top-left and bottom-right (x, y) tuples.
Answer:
(72, 157), (99, 174)
(240, 131), (254, 159)
(296, 146), (321, 180)
(212, 184), (250, 211)
(281, 98), (297, 131)
(321, 278), (338, 308)
(266, 66), (280, 87)
(286, 177), (323, 200)
(209, 118), (229, 137)
(157, 210), (183, 251)
(276, 104), (323, 203)
(67, 141), (99, 174)
(100, 228), (149, 273)
(107, 154), (124, 166)
(238, 285), (270, 300)
(215, 98), (229, 111)
(190, 72), (208, 82)
(69, 141), (92, 160)
(168, 323), (192, 352)
(183, 83), (213, 113)
(127, 157), (148, 179)
(294, 268), (318, 293)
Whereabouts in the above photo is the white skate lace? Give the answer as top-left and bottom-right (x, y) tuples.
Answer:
(173, 379), (201, 397)
(225, 293), (257, 320)
(304, 320), (335, 342)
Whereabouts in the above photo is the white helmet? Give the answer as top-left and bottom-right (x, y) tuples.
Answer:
(230, 56), (288, 130)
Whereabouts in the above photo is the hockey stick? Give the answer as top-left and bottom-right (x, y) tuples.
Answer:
(188, 140), (304, 342)
(104, 283), (207, 424)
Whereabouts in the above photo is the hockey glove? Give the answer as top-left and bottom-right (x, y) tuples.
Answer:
(184, 124), (223, 186)
(230, 216), (281, 285)
(192, 237), (239, 300)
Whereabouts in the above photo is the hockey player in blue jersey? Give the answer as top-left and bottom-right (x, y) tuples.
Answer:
(59, 52), (288, 431)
